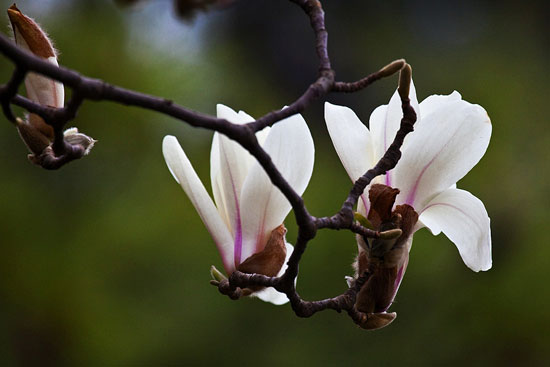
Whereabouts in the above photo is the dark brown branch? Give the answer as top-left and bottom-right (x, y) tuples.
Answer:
(290, 0), (330, 71)
(248, 69), (334, 132)
(333, 59), (405, 93)
(248, 0), (334, 132)
(0, 67), (25, 122)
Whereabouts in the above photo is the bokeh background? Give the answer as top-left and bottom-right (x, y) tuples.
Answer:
(1, 0), (548, 365)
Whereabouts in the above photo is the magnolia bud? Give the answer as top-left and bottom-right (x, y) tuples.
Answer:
(8, 4), (64, 107)
(378, 59), (405, 78)
(210, 265), (227, 282)
(63, 128), (96, 155)
(8, 4), (63, 140)
(354, 211), (374, 230)
(398, 64), (412, 101)
(8, 5), (96, 165)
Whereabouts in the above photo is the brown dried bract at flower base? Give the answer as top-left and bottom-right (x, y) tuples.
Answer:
(15, 117), (50, 155)
(353, 184), (418, 328)
(357, 311), (397, 330)
(7, 4), (55, 58)
(367, 183), (400, 230)
(237, 224), (287, 291)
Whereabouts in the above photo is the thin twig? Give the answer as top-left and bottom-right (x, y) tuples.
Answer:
(0, 67), (25, 122)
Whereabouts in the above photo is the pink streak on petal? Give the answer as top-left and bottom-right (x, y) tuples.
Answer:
(385, 173), (392, 187)
(219, 145), (243, 268)
(229, 176), (243, 268)
(403, 155), (436, 207)
(233, 208), (242, 268)
(404, 128), (462, 207)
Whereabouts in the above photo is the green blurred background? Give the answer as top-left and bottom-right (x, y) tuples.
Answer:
(1, 0), (548, 365)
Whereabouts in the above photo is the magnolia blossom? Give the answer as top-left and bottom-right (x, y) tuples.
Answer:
(7, 4), (94, 160)
(326, 81), (491, 326)
(163, 104), (314, 305)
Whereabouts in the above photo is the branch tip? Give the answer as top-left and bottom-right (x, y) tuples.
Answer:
(398, 63), (412, 100)
(379, 59), (406, 78)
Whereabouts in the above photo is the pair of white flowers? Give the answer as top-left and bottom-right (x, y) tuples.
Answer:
(8, 4), (491, 316)
(163, 81), (492, 306)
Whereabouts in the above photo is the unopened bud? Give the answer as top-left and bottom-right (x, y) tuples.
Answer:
(8, 4), (63, 158)
(7, 4), (64, 110)
(210, 265), (227, 282)
(398, 64), (412, 101)
(379, 228), (402, 240)
(63, 127), (96, 155)
(354, 212), (374, 230)
(378, 59), (405, 78)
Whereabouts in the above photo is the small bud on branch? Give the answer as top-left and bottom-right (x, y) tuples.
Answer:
(398, 63), (412, 101)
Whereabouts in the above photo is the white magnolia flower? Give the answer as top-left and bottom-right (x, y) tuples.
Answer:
(325, 81), (492, 273)
(163, 104), (314, 305)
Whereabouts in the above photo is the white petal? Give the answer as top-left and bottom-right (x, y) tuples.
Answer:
(25, 57), (64, 108)
(368, 104), (388, 166)
(239, 112), (314, 261)
(209, 134), (231, 229)
(325, 102), (374, 182)
(10, 21), (64, 109)
(238, 109), (255, 122)
(162, 136), (235, 273)
(369, 81), (420, 187)
(256, 126), (271, 147)
(216, 104), (253, 125)
(419, 91), (462, 118)
(392, 99), (491, 209)
(357, 193), (369, 218)
(253, 242), (293, 305)
(419, 188), (492, 271)
(212, 105), (255, 238)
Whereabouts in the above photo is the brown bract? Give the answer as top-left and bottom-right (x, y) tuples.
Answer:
(7, 4), (55, 58)
(354, 184), (419, 328)
(237, 224), (287, 279)
(15, 117), (50, 155)
(357, 312), (397, 330)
